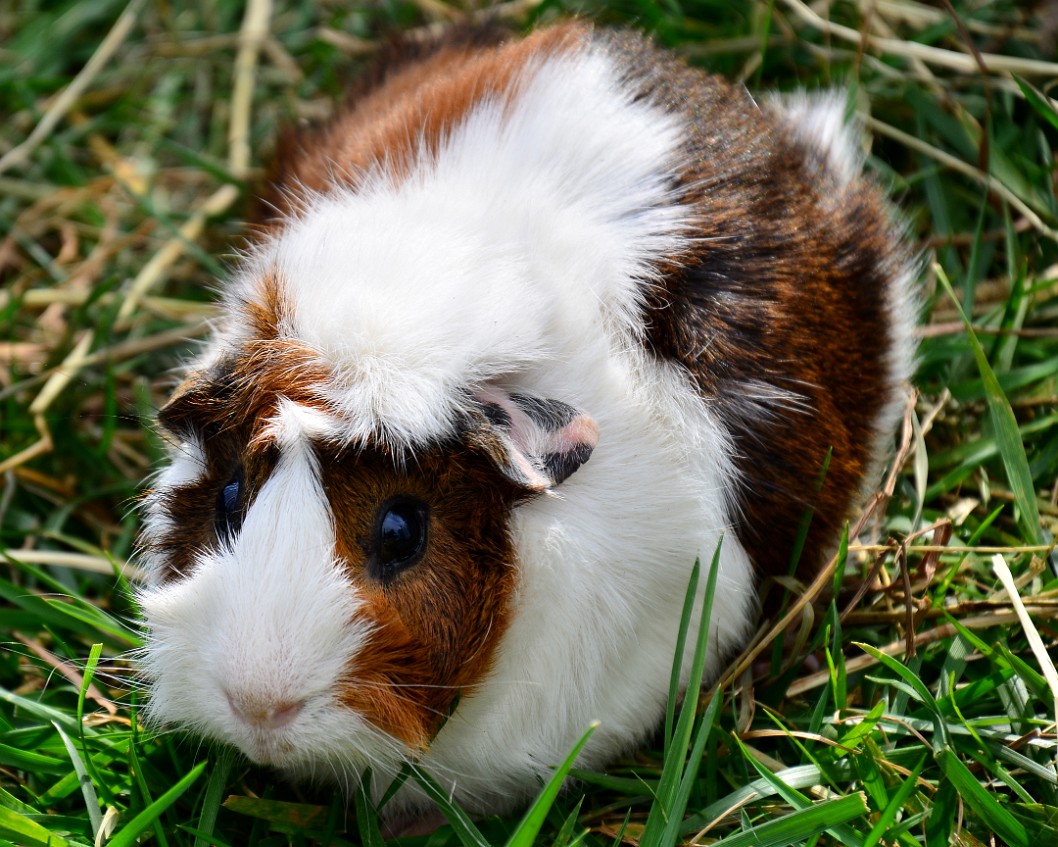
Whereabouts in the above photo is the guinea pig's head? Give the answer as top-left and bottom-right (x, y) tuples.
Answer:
(136, 343), (598, 778)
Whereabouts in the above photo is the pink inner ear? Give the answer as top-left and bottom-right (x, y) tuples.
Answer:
(549, 415), (600, 454)
(472, 387), (598, 489)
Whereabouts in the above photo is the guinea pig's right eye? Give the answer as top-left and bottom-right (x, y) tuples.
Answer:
(369, 496), (429, 583)
(215, 466), (245, 540)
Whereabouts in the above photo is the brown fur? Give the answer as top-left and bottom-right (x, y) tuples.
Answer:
(150, 271), (329, 584)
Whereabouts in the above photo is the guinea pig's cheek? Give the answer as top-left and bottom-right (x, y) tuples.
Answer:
(330, 547), (517, 752)
(136, 562), (231, 731)
(334, 606), (435, 752)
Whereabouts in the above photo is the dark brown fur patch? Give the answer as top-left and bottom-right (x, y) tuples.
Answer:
(143, 419), (281, 584)
(593, 30), (907, 578)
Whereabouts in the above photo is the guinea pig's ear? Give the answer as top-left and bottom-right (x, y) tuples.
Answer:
(465, 387), (599, 491)
(157, 372), (215, 437)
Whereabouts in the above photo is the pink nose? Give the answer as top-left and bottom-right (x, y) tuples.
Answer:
(225, 692), (305, 730)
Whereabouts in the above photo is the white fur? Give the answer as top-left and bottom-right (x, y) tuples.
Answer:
(420, 358), (755, 813)
(256, 397), (336, 451)
(221, 46), (689, 450)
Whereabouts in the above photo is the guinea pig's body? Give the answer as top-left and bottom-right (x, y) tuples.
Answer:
(138, 23), (915, 819)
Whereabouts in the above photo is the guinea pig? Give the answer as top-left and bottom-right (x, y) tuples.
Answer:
(136, 22), (915, 821)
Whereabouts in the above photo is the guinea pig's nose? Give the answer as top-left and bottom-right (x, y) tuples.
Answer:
(225, 690), (305, 731)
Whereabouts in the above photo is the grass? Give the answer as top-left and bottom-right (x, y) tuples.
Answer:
(1, 0), (1057, 844)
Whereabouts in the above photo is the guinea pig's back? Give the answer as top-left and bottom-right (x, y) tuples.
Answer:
(258, 21), (915, 579)
(594, 30), (916, 577)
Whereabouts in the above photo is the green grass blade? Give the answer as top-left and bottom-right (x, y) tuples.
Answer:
(193, 753), (232, 847)
(0, 786), (39, 816)
(641, 537), (722, 847)
(925, 776), (958, 847)
(73, 643), (117, 809)
(127, 717), (169, 847)
(664, 556), (700, 756)
(1013, 76), (1058, 134)
(220, 796), (329, 829)
(863, 755), (926, 847)
(857, 650), (935, 708)
(104, 762), (205, 847)
(51, 722), (101, 840)
(854, 643), (947, 746)
(552, 796), (585, 847)
(935, 748), (1030, 847)
(505, 722), (598, 847)
(609, 810), (632, 847)
(735, 737), (868, 847)
(353, 772), (384, 847)
(658, 690), (723, 847)
(0, 806), (73, 847)
(936, 264), (1043, 543)
(709, 793), (870, 847)
(406, 762), (490, 847)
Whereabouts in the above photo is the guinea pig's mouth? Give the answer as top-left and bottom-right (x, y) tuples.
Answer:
(225, 703), (368, 771)
(231, 724), (381, 784)
(240, 737), (298, 765)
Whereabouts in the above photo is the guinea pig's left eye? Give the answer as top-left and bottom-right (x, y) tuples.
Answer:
(370, 496), (429, 582)
(215, 466), (244, 540)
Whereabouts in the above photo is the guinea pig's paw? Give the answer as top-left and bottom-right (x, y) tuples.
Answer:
(466, 386), (599, 491)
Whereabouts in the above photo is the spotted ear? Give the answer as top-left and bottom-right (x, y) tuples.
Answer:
(466, 387), (599, 491)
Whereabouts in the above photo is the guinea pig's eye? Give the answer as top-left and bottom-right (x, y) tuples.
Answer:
(370, 496), (429, 582)
(215, 466), (245, 540)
